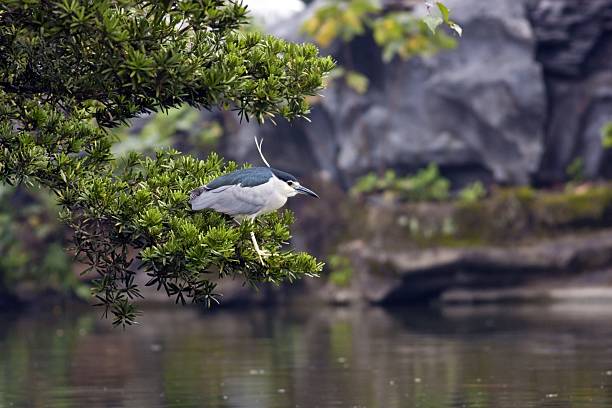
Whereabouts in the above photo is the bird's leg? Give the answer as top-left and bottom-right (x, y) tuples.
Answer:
(238, 217), (270, 265)
(250, 231), (270, 265)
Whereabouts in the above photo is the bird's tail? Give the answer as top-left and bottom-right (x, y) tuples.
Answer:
(189, 186), (210, 210)
(189, 186), (206, 202)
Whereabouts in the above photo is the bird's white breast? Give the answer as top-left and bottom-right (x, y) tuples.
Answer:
(252, 176), (290, 216)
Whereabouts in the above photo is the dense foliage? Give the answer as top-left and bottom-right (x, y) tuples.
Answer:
(0, 0), (333, 325)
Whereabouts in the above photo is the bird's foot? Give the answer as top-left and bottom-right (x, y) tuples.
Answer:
(250, 231), (270, 265)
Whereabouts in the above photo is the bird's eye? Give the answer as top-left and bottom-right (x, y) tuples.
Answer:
(287, 181), (293, 186)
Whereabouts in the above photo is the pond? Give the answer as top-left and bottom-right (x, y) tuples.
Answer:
(1, 303), (612, 407)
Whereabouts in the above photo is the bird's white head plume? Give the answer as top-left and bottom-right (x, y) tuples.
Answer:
(254, 136), (271, 168)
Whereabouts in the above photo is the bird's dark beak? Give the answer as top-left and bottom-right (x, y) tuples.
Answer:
(295, 185), (319, 198)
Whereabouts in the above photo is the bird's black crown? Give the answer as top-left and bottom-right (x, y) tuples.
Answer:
(270, 168), (297, 182)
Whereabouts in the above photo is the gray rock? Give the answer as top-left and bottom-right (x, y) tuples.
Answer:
(343, 230), (612, 304)
(528, 0), (612, 182)
(220, 0), (547, 185)
(216, 0), (612, 187)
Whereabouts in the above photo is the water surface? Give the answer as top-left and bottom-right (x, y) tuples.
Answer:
(2, 304), (612, 407)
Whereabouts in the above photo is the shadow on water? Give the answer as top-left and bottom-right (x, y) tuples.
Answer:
(2, 303), (612, 407)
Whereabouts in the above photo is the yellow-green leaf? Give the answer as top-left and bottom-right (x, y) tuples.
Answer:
(437, 2), (450, 22)
(345, 71), (369, 94)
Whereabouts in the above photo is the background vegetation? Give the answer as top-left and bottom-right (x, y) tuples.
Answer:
(0, 0), (334, 324)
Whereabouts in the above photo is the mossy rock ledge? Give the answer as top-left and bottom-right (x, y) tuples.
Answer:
(342, 230), (612, 304)
(332, 185), (612, 304)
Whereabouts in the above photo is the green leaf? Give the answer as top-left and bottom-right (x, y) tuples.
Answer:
(435, 2), (463, 37)
(422, 15), (443, 34)
(437, 2), (450, 22)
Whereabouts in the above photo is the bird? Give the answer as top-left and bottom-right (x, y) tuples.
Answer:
(189, 139), (318, 264)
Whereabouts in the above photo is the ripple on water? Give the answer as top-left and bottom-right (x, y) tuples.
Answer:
(1, 305), (612, 408)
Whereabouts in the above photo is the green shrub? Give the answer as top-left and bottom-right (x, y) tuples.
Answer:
(351, 164), (450, 202)
(458, 181), (486, 203)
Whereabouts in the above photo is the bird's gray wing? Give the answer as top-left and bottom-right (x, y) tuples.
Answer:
(190, 185), (265, 217)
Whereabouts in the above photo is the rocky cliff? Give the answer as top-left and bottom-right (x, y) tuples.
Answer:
(215, 0), (612, 187)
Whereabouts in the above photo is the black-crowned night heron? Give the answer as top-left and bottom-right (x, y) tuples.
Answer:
(189, 138), (318, 264)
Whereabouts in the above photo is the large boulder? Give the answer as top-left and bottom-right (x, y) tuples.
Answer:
(218, 0), (547, 185)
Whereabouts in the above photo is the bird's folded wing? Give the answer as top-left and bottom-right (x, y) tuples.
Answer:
(190, 185), (265, 216)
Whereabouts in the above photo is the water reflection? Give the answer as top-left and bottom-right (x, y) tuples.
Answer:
(2, 304), (612, 407)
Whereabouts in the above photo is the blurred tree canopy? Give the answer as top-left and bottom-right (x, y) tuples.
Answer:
(303, 0), (460, 93)
(0, 0), (334, 325)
